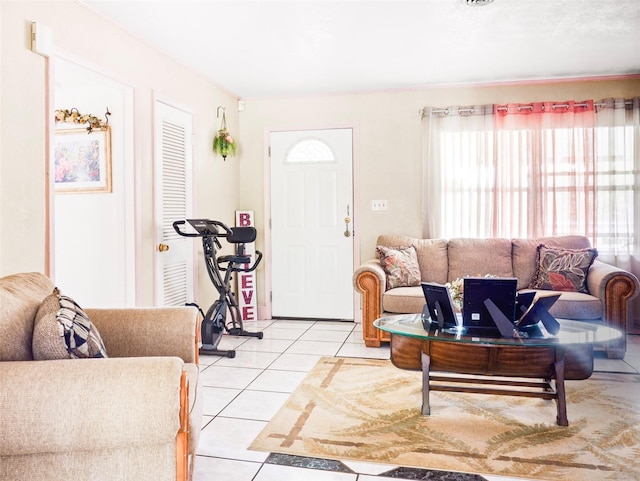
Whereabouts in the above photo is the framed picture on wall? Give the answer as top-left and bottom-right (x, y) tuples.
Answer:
(54, 127), (112, 193)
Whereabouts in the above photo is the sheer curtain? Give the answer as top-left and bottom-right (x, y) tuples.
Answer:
(422, 99), (633, 245)
(493, 100), (596, 240)
(422, 97), (640, 328)
(421, 105), (495, 238)
(593, 97), (640, 256)
(593, 97), (640, 326)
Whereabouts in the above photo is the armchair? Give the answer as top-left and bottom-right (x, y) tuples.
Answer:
(0, 272), (201, 481)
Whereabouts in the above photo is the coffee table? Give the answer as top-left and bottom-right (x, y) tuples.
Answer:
(374, 314), (623, 426)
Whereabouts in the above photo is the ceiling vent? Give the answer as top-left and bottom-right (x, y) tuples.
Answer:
(463, 0), (495, 5)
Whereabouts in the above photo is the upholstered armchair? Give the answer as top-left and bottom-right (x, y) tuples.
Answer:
(0, 272), (201, 481)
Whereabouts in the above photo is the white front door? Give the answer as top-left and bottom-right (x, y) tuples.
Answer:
(270, 128), (354, 320)
(153, 100), (194, 306)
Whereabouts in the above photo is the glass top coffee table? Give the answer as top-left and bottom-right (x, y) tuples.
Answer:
(374, 314), (623, 426)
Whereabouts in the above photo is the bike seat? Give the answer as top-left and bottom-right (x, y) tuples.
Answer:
(218, 254), (252, 265)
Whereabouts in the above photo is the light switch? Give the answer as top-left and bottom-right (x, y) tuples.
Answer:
(371, 200), (388, 211)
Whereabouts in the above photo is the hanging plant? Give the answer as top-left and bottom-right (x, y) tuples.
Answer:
(212, 106), (237, 160)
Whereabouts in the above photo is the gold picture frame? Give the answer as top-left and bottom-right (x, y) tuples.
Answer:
(54, 127), (112, 193)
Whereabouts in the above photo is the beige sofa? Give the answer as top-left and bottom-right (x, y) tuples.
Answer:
(0, 272), (202, 481)
(354, 235), (639, 358)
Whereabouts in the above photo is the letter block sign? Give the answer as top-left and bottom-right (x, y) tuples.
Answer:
(235, 210), (257, 321)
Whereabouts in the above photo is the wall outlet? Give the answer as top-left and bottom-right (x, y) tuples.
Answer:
(371, 200), (388, 211)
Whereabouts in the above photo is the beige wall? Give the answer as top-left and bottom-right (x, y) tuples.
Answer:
(0, 1), (239, 305)
(240, 78), (640, 308)
(2, 1), (638, 313)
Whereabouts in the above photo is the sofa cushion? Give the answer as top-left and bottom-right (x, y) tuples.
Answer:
(377, 245), (421, 289)
(0, 272), (55, 361)
(33, 288), (108, 360)
(375, 235), (449, 284)
(376, 235), (420, 250)
(447, 238), (514, 281)
(512, 235), (592, 290)
(382, 286), (425, 314)
(413, 238), (449, 284)
(530, 244), (598, 293)
(520, 289), (602, 320)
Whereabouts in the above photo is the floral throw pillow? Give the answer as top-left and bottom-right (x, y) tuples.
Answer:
(529, 244), (598, 293)
(376, 245), (421, 290)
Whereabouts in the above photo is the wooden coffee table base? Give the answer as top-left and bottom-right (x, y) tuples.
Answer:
(390, 335), (594, 427)
(421, 351), (568, 425)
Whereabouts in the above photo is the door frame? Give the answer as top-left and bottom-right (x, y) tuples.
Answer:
(262, 123), (361, 321)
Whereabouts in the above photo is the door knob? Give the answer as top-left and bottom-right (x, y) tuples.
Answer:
(158, 243), (170, 252)
(344, 205), (352, 237)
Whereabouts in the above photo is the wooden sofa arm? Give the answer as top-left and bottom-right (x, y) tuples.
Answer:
(0, 357), (189, 481)
(354, 259), (389, 347)
(85, 306), (199, 363)
(587, 260), (639, 358)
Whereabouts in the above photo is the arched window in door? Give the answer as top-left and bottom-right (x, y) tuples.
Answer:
(286, 138), (335, 163)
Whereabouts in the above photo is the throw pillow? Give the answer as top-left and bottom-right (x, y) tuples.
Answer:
(529, 244), (598, 293)
(32, 288), (108, 360)
(376, 245), (421, 290)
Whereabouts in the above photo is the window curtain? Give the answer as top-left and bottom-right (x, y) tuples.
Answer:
(593, 97), (640, 257)
(593, 98), (640, 328)
(422, 101), (597, 240)
(422, 99), (638, 244)
(421, 105), (495, 238)
(493, 100), (596, 240)
(422, 97), (640, 328)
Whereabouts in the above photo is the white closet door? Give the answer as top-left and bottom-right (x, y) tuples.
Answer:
(153, 100), (194, 306)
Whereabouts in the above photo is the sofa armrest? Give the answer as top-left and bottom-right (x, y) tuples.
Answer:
(587, 260), (639, 358)
(0, 357), (186, 456)
(354, 259), (387, 347)
(85, 306), (199, 363)
(588, 260), (639, 317)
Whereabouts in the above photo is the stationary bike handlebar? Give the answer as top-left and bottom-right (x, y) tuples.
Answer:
(173, 219), (262, 271)
(172, 220), (200, 237)
(173, 218), (232, 237)
(235, 249), (263, 272)
(173, 219), (232, 249)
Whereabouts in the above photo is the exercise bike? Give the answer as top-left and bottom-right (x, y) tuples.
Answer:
(173, 218), (263, 358)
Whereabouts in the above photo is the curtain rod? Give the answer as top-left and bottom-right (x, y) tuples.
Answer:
(422, 99), (636, 117)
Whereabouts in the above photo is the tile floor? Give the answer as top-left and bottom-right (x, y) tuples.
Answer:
(193, 319), (640, 481)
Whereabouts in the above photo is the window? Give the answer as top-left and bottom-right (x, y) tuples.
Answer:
(422, 98), (640, 255)
(594, 125), (637, 252)
(286, 139), (335, 164)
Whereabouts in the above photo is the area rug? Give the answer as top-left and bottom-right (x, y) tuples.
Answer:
(250, 357), (640, 480)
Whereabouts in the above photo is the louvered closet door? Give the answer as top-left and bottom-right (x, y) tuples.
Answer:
(153, 100), (194, 306)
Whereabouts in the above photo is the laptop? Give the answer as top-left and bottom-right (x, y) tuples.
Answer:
(462, 277), (517, 336)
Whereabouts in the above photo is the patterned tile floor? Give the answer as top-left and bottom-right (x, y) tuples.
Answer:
(193, 319), (640, 481)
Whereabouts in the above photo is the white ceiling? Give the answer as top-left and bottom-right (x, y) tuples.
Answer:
(81, 0), (640, 98)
